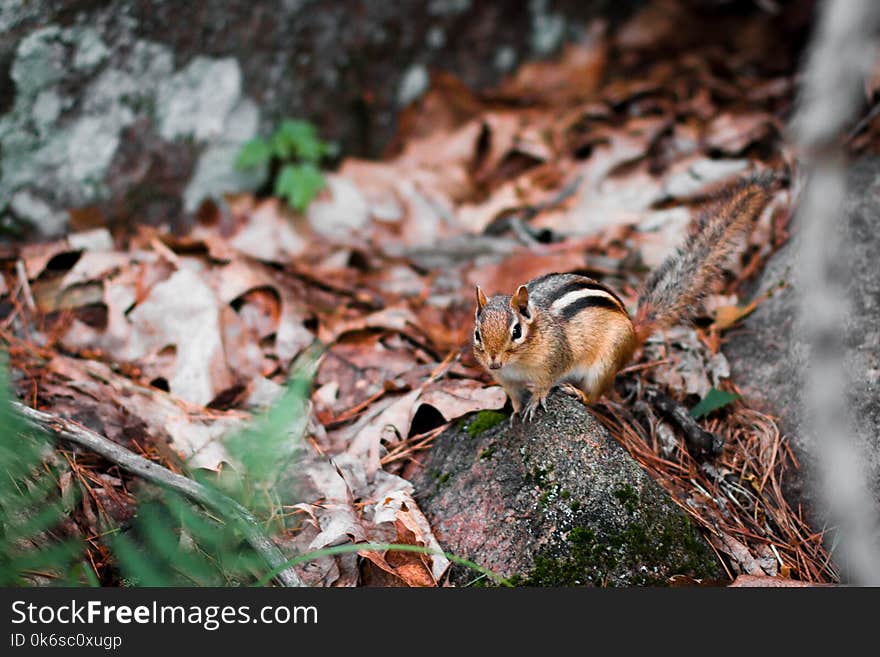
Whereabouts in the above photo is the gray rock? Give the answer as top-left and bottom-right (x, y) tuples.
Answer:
(0, 23), (258, 235)
(0, 0), (641, 237)
(727, 157), (880, 525)
(410, 392), (722, 586)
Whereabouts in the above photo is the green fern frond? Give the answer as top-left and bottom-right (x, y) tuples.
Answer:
(0, 353), (83, 586)
(109, 489), (265, 587)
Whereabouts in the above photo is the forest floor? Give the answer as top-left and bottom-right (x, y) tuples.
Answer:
(5, 0), (876, 586)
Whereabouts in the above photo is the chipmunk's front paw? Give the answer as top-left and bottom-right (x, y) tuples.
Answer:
(522, 392), (549, 422)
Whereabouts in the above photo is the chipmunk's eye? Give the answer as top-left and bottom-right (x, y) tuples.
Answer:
(474, 328), (482, 344)
(511, 323), (521, 341)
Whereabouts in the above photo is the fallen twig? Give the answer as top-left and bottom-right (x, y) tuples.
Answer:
(483, 174), (583, 239)
(15, 260), (36, 313)
(619, 379), (723, 456)
(13, 401), (305, 588)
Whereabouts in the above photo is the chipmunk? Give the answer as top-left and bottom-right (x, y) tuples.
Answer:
(472, 177), (772, 420)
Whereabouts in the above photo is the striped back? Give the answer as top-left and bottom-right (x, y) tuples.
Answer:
(527, 273), (627, 320)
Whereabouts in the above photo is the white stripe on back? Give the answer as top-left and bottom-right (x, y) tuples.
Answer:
(550, 288), (620, 315)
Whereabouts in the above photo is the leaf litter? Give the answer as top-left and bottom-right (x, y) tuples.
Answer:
(0, 0), (836, 585)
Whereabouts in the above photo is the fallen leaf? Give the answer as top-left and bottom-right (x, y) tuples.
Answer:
(729, 575), (824, 587)
(467, 248), (588, 295)
(496, 36), (608, 104)
(346, 389), (421, 479)
(20, 241), (79, 280)
(319, 305), (420, 344)
(711, 302), (757, 331)
(709, 532), (764, 576)
(393, 70), (485, 146)
(418, 380), (507, 422)
(307, 174), (370, 238)
(223, 198), (310, 262)
(126, 267), (234, 406)
(45, 356), (241, 469)
(704, 112), (775, 155)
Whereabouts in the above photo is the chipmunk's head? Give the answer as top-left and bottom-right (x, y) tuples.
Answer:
(472, 284), (535, 370)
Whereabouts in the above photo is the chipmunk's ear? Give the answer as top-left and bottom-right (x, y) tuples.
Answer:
(511, 285), (533, 322)
(475, 285), (489, 311)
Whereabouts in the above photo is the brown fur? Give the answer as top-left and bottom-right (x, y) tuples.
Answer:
(473, 275), (633, 414)
(473, 176), (773, 413)
(633, 176), (773, 343)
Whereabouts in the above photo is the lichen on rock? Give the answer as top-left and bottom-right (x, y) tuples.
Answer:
(0, 24), (262, 235)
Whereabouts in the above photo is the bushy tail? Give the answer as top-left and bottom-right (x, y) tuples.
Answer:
(633, 175), (775, 344)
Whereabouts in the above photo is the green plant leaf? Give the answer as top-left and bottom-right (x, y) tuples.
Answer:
(274, 163), (326, 211)
(270, 119), (330, 163)
(689, 387), (741, 418)
(225, 342), (322, 497)
(235, 137), (272, 170)
(109, 489), (265, 587)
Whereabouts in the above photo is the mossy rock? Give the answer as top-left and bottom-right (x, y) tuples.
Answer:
(411, 392), (723, 586)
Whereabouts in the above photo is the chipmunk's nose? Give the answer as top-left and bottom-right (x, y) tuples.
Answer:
(489, 359), (502, 370)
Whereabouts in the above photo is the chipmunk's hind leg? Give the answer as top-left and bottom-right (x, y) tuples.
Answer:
(561, 364), (616, 405)
(558, 382), (590, 405)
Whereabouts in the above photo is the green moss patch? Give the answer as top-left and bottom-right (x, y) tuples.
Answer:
(515, 488), (721, 586)
(613, 484), (638, 515)
(464, 410), (508, 437)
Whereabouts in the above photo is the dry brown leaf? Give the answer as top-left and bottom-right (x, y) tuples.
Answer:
(19, 229), (116, 281)
(534, 118), (670, 235)
(307, 174), (371, 239)
(393, 70), (486, 146)
(66, 228), (115, 252)
(319, 305), (420, 344)
(409, 303), (471, 354)
(467, 248), (588, 295)
(729, 575), (824, 587)
(368, 484), (450, 584)
(219, 304), (266, 381)
(59, 251), (133, 288)
(456, 179), (534, 233)
(31, 278), (104, 314)
(20, 242), (78, 280)
(346, 389), (421, 478)
(471, 112), (540, 184)
(233, 288), (281, 339)
(125, 267), (234, 406)
(496, 36), (608, 104)
(711, 302), (757, 331)
(614, 0), (689, 51)
(704, 112), (775, 155)
(45, 356), (242, 469)
(197, 198), (310, 262)
(418, 380), (506, 422)
(710, 532), (764, 576)
(336, 159), (405, 223)
(316, 332), (420, 415)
